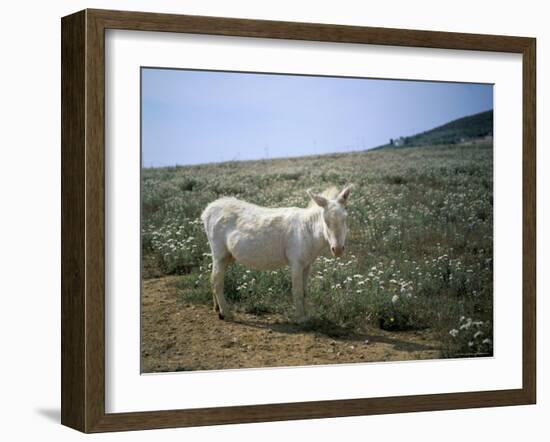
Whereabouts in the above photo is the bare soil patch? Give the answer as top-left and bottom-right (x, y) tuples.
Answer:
(141, 276), (442, 373)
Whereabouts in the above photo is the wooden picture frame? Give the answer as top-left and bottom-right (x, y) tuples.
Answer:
(61, 8), (536, 433)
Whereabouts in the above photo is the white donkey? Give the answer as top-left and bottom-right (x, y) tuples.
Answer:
(201, 185), (351, 322)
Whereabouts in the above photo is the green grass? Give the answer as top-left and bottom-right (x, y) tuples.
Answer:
(142, 141), (494, 358)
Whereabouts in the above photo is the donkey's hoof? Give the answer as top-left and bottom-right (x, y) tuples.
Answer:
(218, 312), (234, 321)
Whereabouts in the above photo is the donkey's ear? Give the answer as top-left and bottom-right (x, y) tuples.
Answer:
(337, 185), (352, 205)
(307, 189), (328, 208)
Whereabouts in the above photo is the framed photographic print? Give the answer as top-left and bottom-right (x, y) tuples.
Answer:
(61, 9), (536, 433)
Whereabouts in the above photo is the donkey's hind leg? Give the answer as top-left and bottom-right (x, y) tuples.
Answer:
(211, 254), (234, 320)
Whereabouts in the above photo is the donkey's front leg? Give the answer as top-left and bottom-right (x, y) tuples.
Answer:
(302, 264), (311, 300)
(291, 264), (307, 323)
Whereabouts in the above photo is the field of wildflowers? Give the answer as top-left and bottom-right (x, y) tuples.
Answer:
(142, 141), (493, 359)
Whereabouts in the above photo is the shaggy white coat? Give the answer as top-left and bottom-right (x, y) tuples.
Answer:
(201, 186), (351, 321)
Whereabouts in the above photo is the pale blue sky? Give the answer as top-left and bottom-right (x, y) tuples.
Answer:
(142, 68), (493, 167)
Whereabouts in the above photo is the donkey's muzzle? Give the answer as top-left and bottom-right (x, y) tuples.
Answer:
(331, 245), (345, 257)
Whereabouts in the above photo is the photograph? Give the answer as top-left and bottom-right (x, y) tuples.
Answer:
(140, 68), (494, 373)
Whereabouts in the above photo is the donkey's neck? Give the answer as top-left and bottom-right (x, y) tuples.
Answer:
(302, 207), (329, 255)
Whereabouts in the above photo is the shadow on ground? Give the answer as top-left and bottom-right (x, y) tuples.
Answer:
(234, 316), (359, 339)
(366, 333), (440, 352)
(235, 316), (440, 353)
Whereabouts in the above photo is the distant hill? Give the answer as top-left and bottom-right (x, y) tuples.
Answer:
(376, 109), (493, 149)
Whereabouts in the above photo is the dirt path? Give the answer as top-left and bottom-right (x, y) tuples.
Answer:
(141, 276), (442, 373)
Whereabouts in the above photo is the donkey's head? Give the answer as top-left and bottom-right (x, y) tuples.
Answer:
(307, 186), (352, 257)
